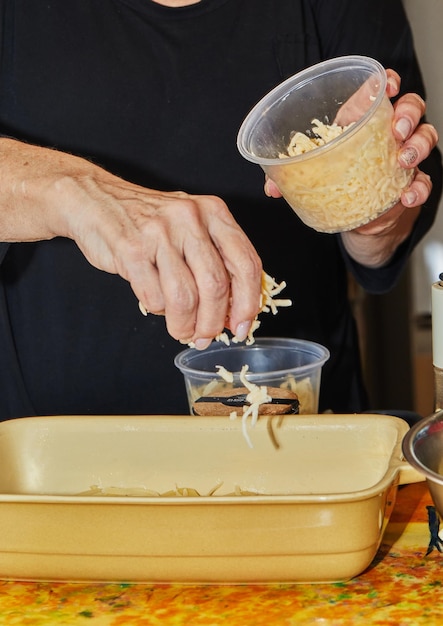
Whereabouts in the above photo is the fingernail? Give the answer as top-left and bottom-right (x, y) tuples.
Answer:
(404, 190), (418, 206)
(234, 320), (252, 342)
(194, 337), (213, 351)
(400, 147), (418, 167)
(395, 118), (412, 141)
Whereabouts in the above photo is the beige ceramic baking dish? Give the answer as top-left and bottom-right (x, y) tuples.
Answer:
(0, 414), (421, 583)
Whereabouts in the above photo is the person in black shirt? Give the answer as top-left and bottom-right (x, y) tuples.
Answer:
(0, 0), (441, 419)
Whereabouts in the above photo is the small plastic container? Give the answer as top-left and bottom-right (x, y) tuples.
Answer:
(237, 55), (413, 233)
(174, 337), (330, 415)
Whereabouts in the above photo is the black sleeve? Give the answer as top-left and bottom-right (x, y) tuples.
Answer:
(0, 243), (9, 264)
(309, 0), (443, 294)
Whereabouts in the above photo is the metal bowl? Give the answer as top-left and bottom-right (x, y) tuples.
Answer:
(402, 409), (443, 514)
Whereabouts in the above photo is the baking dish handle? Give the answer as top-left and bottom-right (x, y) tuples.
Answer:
(398, 461), (426, 485)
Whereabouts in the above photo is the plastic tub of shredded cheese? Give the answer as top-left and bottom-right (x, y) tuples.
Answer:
(237, 55), (413, 233)
(174, 337), (330, 416)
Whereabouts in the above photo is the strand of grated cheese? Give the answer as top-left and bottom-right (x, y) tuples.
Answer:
(220, 364), (271, 449)
(215, 365), (234, 384)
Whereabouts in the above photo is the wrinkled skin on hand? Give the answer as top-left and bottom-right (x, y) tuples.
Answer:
(65, 179), (264, 349)
(0, 140), (263, 349)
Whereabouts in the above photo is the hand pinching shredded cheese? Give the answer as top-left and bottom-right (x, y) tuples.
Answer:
(139, 270), (292, 348)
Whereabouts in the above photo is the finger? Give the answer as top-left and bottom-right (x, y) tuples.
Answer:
(392, 93), (427, 142)
(401, 169), (433, 208)
(156, 250), (202, 343)
(117, 223), (166, 317)
(398, 123), (439, 168)
(264, 177), (283, 198)
(162, 247), (231, 346)
(157, 197), (234, 345)
(134, 266), (166, 317)
(385, 69), (401, 99)
(225, 248), (263, 338)
(204, 198), (263, 337)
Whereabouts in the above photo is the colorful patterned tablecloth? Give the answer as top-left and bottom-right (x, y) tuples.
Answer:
(0, 483), (441, 625)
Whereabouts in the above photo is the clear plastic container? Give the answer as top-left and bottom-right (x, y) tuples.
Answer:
(237, 55), (413, 233)
(174, 337), (330, 415)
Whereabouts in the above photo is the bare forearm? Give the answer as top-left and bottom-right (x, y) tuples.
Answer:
(0, 137), (95, 242)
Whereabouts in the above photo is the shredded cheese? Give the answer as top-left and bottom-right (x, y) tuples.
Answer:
(271, 97), (413, 233)
(138, 301), (148, 316)
(77, 481), (260, 497)
(279, 374), (316, 414)
(215, 365), (234, 383)
(280, 118), (354, 157)
(212, 271), (292, 348)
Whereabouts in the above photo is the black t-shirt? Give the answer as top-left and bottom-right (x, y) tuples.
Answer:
(0, 0), (441, 419)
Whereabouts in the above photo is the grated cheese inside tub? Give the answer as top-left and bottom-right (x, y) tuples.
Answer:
(273, 98), (414, 233)
(279, 118), (354, 158)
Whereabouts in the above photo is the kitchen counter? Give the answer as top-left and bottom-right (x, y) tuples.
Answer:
(0, 482), (441, 625)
